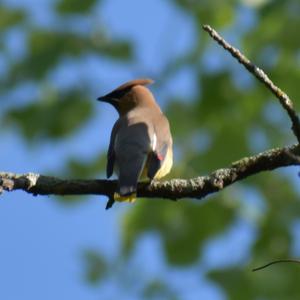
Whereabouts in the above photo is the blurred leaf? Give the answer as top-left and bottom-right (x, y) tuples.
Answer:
(56, 0), (98, 14)
(209, 264), (300, 300)
(0, 7), (24, 30)
(143, 279), (178, 300)
(84, 250), (107, 284)
(209, 268), (254, 300)
(66, 153), (107, 178)
(197, 72), (260, 127)
(252, 173), (300, 258)
(175, 0), (236, 27)
(122, 198), (235, 266)
(4, 90), (93, 141)
(7, 30), (131, 81)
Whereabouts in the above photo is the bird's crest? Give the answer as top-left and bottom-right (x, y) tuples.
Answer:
(113, 78), (154, 93)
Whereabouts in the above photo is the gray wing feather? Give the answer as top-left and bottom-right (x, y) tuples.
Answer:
(106, 121), (120, 178)
(114, 121), (150, 195)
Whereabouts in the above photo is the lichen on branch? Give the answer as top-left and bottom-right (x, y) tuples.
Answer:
(0, 145), (299, 202)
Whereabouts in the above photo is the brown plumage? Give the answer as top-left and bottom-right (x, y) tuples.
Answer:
(97, 78), (173, 206)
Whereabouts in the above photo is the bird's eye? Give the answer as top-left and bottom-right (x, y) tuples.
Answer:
(109, 87), (131, 100)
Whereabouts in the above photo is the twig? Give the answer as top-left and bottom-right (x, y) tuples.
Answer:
(202, 24), (300, 144)
(0, 145), (299, 203)
(252, 259), (300, 272)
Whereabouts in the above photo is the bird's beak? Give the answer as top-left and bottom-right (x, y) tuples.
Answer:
(97, 95), (117, 104)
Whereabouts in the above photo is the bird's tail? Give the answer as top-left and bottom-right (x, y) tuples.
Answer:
(114, 185), (137, 203)
(106, 185), (136, 209)
(114, 152), (147, 203)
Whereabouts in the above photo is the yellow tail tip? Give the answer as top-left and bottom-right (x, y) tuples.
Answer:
(114, 192), (136, 203)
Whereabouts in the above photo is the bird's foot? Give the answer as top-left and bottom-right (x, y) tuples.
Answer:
(114, 192), (136, 203)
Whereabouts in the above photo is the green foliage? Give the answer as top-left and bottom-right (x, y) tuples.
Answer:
(252, 174), (300, 258)
(122, 198), (235, 265)
(209, 264), (300, 300)
(143, 280), (178, 300)
(6, 30), (131, 83)
(0, 7), (24, 29)
(4, 90), (92, 141)
(175, 0), (236, 27)
(84, 250), (107, 284)
(66, 153), (107, 178)
(56, 0), (98, 14)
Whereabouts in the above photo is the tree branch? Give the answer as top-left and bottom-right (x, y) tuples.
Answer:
(1, 25), (300, 206)
(203, 24), (300, 144)
(1, 145), (299, 201)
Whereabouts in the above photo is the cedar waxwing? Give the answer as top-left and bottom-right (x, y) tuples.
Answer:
(97, 79), (173, 205)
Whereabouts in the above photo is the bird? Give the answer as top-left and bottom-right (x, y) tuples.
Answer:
(97, 78), (173, 208)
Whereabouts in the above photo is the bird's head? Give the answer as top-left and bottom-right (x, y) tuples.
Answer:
(97, 78), (155, 115)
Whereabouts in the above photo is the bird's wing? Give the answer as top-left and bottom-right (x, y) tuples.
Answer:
(147, 115), (173, 180)
(114, 120), (151, 195)
(147, 143), (169, 179)
(106, 120), (120, 178)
